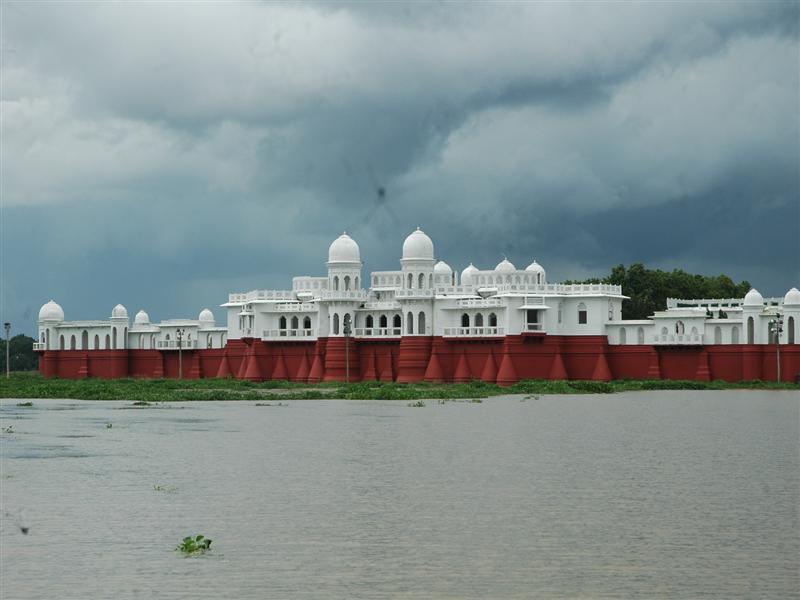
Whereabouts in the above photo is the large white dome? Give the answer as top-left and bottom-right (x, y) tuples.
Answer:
(111, 304), (128, 319)
(743, 288), (764, 307)
(134, 310), (150, 325)
(199, 308), (215, 324)
(402, 228), (434, 260)
(461, 263), (478, 286)
(328, 233), (361, 264)
(783, 287), (800, 306)
(38, 300), (64, 322)
(434, 260), (452, 274)
(525, 260), (545, 274)
(495, 258), (516, 272)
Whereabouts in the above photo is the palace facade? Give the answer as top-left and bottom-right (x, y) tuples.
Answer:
(35, 229), (800, 382)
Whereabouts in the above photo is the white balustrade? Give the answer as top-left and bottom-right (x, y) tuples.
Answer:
(262, 329), (316, 340)
(443, 327), (505, 337)
(354, 327), (402, 337)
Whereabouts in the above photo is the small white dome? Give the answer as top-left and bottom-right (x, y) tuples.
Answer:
(402, 228), (434, 260)
(38, 300), (64, 322)
(111, 304), (128, 319)
(134, 310), (150, 325)
(434, 260), (452, 274)
(328, 232), (361, 264)
(495, 258), (516, 272)
(461, 263), (479, 286)
(199, 308), (215, 323)
(783, 287), (800, 306)
(743, 288), (764, 307)
(525, 260), (545, 273)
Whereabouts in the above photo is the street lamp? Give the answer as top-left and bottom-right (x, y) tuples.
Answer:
(4, 323), (10, 379)
(176, 328), (185, 380)
(769, 316), (783, 382)
(343, 315), (351, 383)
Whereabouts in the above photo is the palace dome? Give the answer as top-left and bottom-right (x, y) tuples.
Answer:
(111, 304), (128, 319)
(402, 228), (434, 260)
(434, 260), (452, 274)
(38, 300), (64, 322)
(743, 288), (764, 307)
(526, 260), (545, 273)
(199, 308), (215, 324)
(328, 233), (361, 264)
(461, 263), (479, 286)
(783, 287), (800, 306)
(134, 310), (150, 325)
(495, 258), (516, 272)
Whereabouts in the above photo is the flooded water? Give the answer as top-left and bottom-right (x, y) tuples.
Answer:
(1, 391), (798, 599)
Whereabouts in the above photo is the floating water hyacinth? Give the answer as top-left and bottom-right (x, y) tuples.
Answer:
(176, 535), (212, 555)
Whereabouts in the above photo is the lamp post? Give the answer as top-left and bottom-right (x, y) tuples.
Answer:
(343, 315), (351, 383)
(769, 317), (783, 382)
(4, 323), (10, 379)
(176, 328), (185, 380)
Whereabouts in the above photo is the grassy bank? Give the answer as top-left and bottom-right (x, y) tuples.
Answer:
(0, 372), (797, 402)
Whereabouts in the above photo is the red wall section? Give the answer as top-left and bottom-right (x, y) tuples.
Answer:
(35, 338), (800, 383)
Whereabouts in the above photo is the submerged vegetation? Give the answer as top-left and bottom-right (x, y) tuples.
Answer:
(0, 372), (796, 402)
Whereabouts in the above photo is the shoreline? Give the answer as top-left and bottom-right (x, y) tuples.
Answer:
(1, 373), (797, 402)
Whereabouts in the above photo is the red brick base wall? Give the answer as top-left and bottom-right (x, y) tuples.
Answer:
(37, 336), (800, 383)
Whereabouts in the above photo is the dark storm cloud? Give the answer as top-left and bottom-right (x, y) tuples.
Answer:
(1, 1), (798, 332)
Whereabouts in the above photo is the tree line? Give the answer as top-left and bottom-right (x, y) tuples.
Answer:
(565, 263), (752, 320)
(0, 335), (39, 372)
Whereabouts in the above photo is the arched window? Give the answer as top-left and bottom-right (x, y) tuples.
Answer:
(105, 334), (110, 349)
(578, 303), (587, 325)
(112, 327), (117, 349)
(475, 313), (484, 327)
(279, 316), (287, 330)
(418, 311), (426, 334)
(59, 335), (65, 350)
(789, 316), (796, 344)
(675, 321), (685, 335)
(207, 336), (213, 349)
(619, 329), (626, 344)
(537, 273), (541, 285)
(379, 315), (387, 328)
(608, 300), (614, 321)
(123, 327), (127, 349)
(46, 329), (50, 349)
(303, 316), (311, 329)
(333, 313), (340, 335)
(731, 326), (739, 344)
(139, 336), (144, 349)
(291, 316), (299, 329)
(747, 317), (754, 344)
(429, 274), (433, 288)
(344, 275), (351, 291)
(366, 315), (374, 328)
(714, 326), (722, 344)
(557, 302), (563, 324)
(94, 334), (99, 350)
(407, 311), (414, 334)
(343, 313), (352, 335)
(418, 273), (425, 289)
(333, 276), (339, 291)
(690, 326), (698, 336)
(489, 313), (497, 327)
(81, 330), (88, 350)
(637, 327), (644, 344)
(393, 314), (401, 329)
(355, 276), (359, 289)
(408, 273), (413, 289)
(515, 275), (521, 284)
(70, 335), (76, 350)
(461, 313), (470, 328)
(661, 327), (668, 336)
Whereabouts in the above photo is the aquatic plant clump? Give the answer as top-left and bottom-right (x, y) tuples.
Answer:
(176, 535), (212, 555)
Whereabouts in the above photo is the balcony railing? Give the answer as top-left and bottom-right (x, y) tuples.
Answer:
(456, 298), (503, 308)
(354, 327), (402, 337)
(33, 342), (47, 351)
(394, 289), (434, 299)
(525, 323), (544, 331)
(443, 327), (504, 337)
(157, 340), (198, 349)
(320, 290), (369, 301)
(262, 329), (316, 340)
(652, 333), (704, 345)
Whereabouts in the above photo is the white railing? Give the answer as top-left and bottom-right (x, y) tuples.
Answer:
(652, 333), (704, 345)
(262, 329), (316, 339)
(456, 298), (503, 308)
(523, 296), (545, 305)
(526, 323), (544, 331)
(443, 327), (505, 337)
(360, 301), (402, 310)
(433, 286), (475, 295)
(271, 303), (317, 312)
(395, 289), (434, 299)
(32, 342), (47, 351)
(157, 340), (198, 349)
(228, 290), (296, 303)
(320, 290), (369, 300)
(354, 327), (403, 337)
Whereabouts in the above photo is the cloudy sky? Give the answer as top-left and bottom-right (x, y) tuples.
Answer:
(2, 1), (798, 333)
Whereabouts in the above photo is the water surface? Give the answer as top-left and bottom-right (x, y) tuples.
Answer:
(1, 392), (798, 599)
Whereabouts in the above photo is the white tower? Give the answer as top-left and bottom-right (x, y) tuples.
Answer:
(327, 232), (362, 292)
(400, 228), (436, 291)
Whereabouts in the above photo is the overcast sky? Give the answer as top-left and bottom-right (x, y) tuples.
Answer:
(2, 1), (798, 333)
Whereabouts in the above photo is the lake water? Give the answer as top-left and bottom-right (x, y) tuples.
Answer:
(1, 391), (798, 599)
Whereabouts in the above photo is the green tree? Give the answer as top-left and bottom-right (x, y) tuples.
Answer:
(0, 335), (39, 372)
